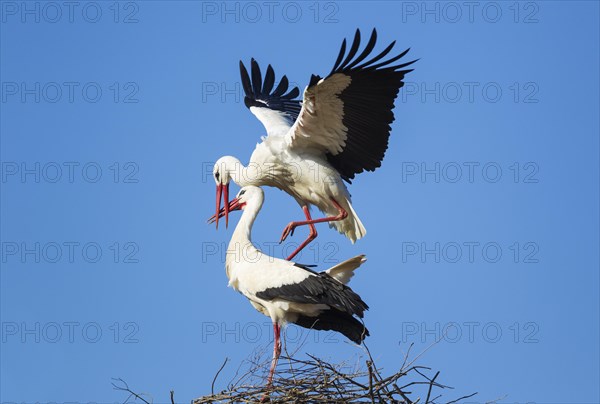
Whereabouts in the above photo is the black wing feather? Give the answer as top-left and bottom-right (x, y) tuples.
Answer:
(255, 272), (368, 319)
(339, 29), (362, 70)
(345, 29), (378, 70)
(316, 28), (417, 183)
(272, 75), (289, 97)
(250, 59), (262, 96)
(354, 40), (396, 70)
(285, 86), (300, 99)
(263, 65), (275, 94)
(240, 59), (302, 123)
(239, 62), (253, 97)
(330, 38), (347, 74)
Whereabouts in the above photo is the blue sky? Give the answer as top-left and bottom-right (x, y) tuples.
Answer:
(1, 1), (598, 403)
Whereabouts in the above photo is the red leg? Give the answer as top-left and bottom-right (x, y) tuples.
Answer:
(262, 323), (281, 402)
(280, 199), (348, 246)
(285, 206), (317, 261)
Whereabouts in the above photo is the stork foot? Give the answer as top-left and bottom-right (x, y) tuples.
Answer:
(279, 222), (297, 243)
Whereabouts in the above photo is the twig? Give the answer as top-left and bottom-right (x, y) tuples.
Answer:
(401, 343), (415, 371)
(425, 371), (440, 404)
(447, 392), (478, 404)
(367, 360), (375, 404)
(211, 357), (229, 395)
(403, 336), (445, 372)
(111, 378), (152, 404)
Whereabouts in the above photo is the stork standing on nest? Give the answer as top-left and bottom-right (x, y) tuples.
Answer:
(212, 28), (416, 260)
(209, 186), (369, 389)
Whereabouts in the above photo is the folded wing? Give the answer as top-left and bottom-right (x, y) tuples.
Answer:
(255, 270), (368, 319)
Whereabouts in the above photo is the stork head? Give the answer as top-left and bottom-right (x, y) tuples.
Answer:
(234, 186), (263, 208)
(212, 156), (240, 229)
(208, 186), (264, 224)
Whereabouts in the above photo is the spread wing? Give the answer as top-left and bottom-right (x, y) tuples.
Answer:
(239, 59), (301, 137)
(285, 29), (417, 182)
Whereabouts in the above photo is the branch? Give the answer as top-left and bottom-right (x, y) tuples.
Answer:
(111, 378), (152, 404)
(211, 357), (229, 395)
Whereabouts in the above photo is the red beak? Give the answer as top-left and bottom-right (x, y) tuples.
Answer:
(214, 183), (230, 229)
(208, 196), (245, 224)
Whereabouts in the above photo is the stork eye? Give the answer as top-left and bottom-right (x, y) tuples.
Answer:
(239, 190), (246, 196)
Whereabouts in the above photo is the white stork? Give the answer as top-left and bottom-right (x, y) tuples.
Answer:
(212, 28), (416, 260)
(209, 186), (369, 388)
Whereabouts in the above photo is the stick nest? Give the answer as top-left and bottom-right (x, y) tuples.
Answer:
(194, 346), (476, 403)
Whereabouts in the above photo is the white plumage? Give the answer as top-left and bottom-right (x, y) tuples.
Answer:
(209, 186), (369, 387)
(212, 28), (416, 261)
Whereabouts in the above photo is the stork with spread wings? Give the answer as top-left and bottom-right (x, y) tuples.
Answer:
(210, 29), (416, 260)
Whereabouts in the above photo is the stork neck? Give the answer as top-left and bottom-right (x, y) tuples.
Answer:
(227, 199), (262, 261)
(227, 159), (258, 187)
(231, 166), (250, 187)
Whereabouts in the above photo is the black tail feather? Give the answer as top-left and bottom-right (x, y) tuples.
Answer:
(294, 309), (369, 344)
